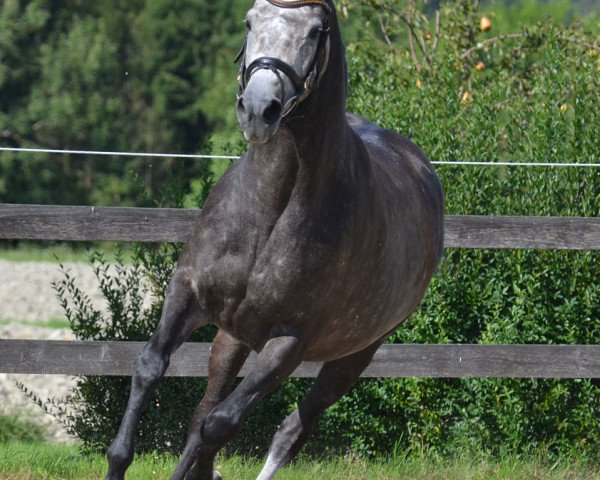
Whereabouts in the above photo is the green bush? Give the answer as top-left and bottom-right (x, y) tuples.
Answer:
(26, 180), (214, 455)
(49, 242), (213, 454)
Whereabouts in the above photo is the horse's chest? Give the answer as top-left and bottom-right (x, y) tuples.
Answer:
(199, 225), (266, 296)
(201, 220), (338, 347)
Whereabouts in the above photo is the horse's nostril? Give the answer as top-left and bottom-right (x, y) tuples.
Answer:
(262, 100), (282, 125)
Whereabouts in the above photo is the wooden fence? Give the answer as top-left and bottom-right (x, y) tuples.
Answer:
(1, 203), (599, 378)
(1, 340), (598, 378)
(2, 204), (600, 249)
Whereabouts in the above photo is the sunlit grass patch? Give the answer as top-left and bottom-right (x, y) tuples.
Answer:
(0, 443), (177, 480)
(0, 442), (597, 480)
(0, 243), (133, 264)
(0, 318), (71, 329)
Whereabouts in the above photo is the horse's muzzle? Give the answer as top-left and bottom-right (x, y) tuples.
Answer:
(237, 70), (284, 144)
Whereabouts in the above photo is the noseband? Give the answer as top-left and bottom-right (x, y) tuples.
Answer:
(234, 0), (331, 117)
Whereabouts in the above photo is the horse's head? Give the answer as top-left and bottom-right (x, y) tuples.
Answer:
(236, 0), (331, 144)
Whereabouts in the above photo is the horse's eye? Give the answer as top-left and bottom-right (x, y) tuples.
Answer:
(244, 19), (251, 31)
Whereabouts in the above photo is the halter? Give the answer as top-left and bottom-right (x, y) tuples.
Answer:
(234, 0), (331, 117)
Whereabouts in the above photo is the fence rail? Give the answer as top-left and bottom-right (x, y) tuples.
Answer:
(1, 203), (599, 378)
(1, 340), (598, 378)
(2, 204), (600, 249)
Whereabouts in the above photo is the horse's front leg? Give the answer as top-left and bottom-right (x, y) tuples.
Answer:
(181, 335), (304, 480)
(105, 270), (206, 480)
(169, 329), (251, 480)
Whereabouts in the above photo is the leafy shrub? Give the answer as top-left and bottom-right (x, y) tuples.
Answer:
(25, 180), (216, 455)
(48, 243), (213, 454)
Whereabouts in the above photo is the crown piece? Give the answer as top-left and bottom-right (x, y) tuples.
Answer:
(266, 0), (331, 12)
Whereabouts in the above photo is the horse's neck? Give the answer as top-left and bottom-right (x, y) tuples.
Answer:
(288, 89), (349, 181)
(242, 130), (299, 215)
(290, 97), (353, 197)
(247, 25), (352, 206)
(243, 108), (350, 217)
(288, 28), (351, 184)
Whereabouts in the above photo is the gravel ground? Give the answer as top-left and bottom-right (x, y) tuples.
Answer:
(0, 260), (111, 322)
(0, 323), (77, 443)
(0, 259), (150, 444)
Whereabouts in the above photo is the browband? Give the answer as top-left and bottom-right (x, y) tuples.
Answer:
(266, 0), (331, 12)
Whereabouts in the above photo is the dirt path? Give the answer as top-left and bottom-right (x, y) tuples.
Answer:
(0, 260), (123, 443)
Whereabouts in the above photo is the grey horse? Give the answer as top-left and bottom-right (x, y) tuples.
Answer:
(105, 0), (444, 479)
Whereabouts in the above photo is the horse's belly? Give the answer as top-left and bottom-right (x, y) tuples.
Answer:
(301, 300), (416, 362)
(301, 253), (437, 361)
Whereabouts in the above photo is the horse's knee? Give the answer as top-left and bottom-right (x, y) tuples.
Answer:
(133, 344), (169, 387)
(107, 443), (133, 466)
(202, 404), (243, 447)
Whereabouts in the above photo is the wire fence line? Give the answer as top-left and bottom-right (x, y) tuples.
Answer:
(1, 146), (599, 168)
(0, 147), (238, 160)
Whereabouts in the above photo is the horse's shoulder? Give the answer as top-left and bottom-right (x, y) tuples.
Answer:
(346, 112), (439, 181)
(347, 112), (421, 157)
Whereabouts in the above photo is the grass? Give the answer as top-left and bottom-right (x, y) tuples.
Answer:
(0, 442), (597, 480)
(0, 242), (133, 264)
(0, 318), (70, 329)
(0, 417), (46, 444)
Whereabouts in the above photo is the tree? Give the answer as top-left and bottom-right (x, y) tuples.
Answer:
(0, 0), (243, 207)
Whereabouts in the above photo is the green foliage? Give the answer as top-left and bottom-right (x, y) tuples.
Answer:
(0, 0), (246, 207)
(0, 415), (46, 443)
(48, 242), (219, 455)
(31, 179), (217, 455)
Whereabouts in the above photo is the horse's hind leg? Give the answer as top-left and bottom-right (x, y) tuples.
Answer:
(170, 329), (250, 480)
(105, 270), (205, 480)
(256, 341), (382, 480)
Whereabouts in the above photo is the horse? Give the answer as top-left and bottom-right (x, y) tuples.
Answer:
(105, 0), (444, 479)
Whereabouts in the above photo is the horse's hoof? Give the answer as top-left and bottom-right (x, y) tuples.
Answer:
(213, 471), (223, 480)
(104, 470), (125, 480)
